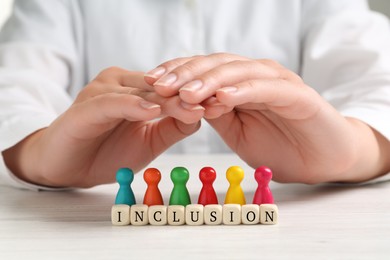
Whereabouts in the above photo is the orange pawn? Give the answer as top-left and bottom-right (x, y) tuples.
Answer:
(143, 168), (164, 206)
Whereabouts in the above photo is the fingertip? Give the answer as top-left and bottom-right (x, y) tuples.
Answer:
(180, 101), (205, 112)
(174, 102), (204, 124)
(153, 85), (178, 98)
(178, 89), (201, 104)
(202, 96), (224, 107)
(216, 86), (240, 105)
(145, 67), (166, 79)
(201, 97), (225, 119)
(144, 66), (167, 87)
(144, 74), (158, 85)
(216, 86), (238, 96)
(139, 100), (161, 110)
(153, 73), (180, 97)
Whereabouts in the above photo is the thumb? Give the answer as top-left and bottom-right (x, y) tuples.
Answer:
(151, 117), (201, 155)
(205, 111), (240, 151)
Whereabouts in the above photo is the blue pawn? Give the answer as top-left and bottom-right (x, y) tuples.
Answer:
(115, 168), (136, 206)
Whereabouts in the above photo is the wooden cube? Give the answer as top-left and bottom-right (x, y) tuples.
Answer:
(167, 205), (185, 225)
(185, 204), (204, 226)
(260, 204), (278, 225)
(130, 204), (149, 226)
(204, 204), (223, 225)
(111, 204), (130, 226)
(223, 204), (241, 225)
(148, 205), (167, 226)
(241, 204), (260, 225)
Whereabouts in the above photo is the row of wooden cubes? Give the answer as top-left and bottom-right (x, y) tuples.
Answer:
(111, 204), (278, 226)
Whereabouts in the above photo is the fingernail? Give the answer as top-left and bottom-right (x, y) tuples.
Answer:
(180, 101), (205, 111)
(154, 73), (177, 86)
(145, 67), (166, 78)
(180, 80), (203, 92)
(218, 86), (238, 94)
(140, 100), (161, 110)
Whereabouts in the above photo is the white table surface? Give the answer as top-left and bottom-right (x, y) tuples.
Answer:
(0, 153), (389, 260)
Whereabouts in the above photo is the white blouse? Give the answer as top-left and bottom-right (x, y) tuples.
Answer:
(1, 0), (390, 190)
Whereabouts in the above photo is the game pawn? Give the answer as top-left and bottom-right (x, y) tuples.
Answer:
(198, 166), (218, 205)
(143, 168), (164, 206)
(224, 166), (246, 205)
(115, 168), (136, 206)
(169, 167), (191, 206)
(253, 166), (274, 205)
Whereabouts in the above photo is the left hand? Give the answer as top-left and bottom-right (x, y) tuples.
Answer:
(3, 68), (203, 188)
(145, 53), (390, 183)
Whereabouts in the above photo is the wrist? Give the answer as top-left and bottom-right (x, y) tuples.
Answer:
(341, 118), (390, 183)
(2, 129), (50, 186)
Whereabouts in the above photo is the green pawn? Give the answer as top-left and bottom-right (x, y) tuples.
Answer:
(115, 168), (136, 206)
(169, 167), (191, 206)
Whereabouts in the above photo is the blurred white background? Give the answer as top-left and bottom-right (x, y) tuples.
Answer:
(0, 0), (390, 30)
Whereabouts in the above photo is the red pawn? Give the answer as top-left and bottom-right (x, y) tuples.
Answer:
(198, 167), (219, 205)
(253, 166), (274, 204)
(143, 168), (164, 206)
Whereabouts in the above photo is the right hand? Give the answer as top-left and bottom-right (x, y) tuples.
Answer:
(3, 67), (204, 188)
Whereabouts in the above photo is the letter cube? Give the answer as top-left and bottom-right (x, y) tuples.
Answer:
(111, 204), (130, 226)
(241, 204), (260, 225)
(185, 204), (204, 226)
(130, 204), (149, 226)
(204, 204), (223, 225)
(148, 205), (168, 226)
(260, 204), (278, 225)
(167, 205), (185, 225)
(223, 204), (241, 225)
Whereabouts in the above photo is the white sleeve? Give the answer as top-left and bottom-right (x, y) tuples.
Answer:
(301, 0), (390, 181)
(0, 0), (85, 190)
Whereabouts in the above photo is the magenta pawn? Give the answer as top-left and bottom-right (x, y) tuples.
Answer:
(253, 166), (274, 205)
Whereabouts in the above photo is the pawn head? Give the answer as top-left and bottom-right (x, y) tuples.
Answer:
(171, 167), (189, 184)
(226, 166), (244, 183)
(254, 166), (273, 183)
(116, 168), (134, 184)
(199, 167), (216, 184)
(144, 168), (161, 185)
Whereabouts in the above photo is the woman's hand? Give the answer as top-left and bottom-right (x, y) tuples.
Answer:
(146, 53), (390, 183)
(3, 67), (204, 187)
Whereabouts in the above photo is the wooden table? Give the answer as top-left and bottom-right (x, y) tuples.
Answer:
(0, 154), (389, 259)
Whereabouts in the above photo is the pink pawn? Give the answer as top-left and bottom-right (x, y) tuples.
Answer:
(253, 166), (274, 204)
(198, 167), (219, 206)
